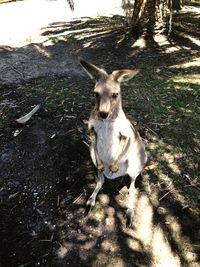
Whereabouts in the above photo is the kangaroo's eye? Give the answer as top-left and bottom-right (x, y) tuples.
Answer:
(112, 93), (118, 99)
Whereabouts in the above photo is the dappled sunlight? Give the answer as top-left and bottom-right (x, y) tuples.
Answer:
(33, 44), (50, 58)
(145, 135), (199, 206)
(169, 59), (200, 72)
(134, 193), (153, 246)
(164, 46), (182, 53)
(151, 226), (180, 267)
(165, 214), (198, 264)
(52, 151), (199, 266)
(40, 15), (128, 52)
(131, 36), (147, 49)
(162, 152), (181, 175)
(133, 174), (197, 266)
(178, 32), (200, 47)
(153, 34), (170, 47)
(172, 73), (200, 85)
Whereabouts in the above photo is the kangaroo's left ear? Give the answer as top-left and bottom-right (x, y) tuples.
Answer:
(112, 69), (140, 83)
(79, 58), (108, 81)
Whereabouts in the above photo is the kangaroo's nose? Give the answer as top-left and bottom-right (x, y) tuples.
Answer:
(99, 111), (109, 119)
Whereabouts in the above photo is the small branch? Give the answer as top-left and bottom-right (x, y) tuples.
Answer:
(149, 122), (170, 126)
(73, 190), (86, 204)
(8, 192), (19, 199)
(57, 195), (60, 207)
(16, 104), (41, 124)
(159, 189), (174, 201)
(65, 115), (76, 119)
(146, 126), (158, 136)
(82, 140), (89, 147)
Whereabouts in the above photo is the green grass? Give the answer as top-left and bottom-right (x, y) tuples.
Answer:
(1, 66), (199, 209)
(124, 69), (200, 207)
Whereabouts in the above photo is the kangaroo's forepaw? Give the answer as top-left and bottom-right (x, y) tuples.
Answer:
(89, 127), (96, 143)
(109, 162), (119, 173)
(126, 209), (134, 228)
(97, 163), (104, 172)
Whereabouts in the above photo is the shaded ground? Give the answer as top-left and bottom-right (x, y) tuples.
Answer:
(0, 5), (200, 267)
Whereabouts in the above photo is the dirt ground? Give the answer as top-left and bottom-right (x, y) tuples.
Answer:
(0, 4), (200, 267)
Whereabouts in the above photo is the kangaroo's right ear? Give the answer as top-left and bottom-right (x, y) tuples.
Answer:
(79, 58), (108, 81)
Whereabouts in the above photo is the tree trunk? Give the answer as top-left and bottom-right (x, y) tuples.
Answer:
(172, 0), (183, 10)
(131, 0), (169, 35)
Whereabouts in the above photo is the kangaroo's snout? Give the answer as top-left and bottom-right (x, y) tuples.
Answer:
(98, 96), (111, 119)
(99, 111), (109, 119)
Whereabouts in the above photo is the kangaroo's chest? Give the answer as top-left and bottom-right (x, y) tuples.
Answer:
(95, 120), (121, 164)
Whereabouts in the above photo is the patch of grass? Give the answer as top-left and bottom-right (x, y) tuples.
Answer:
(0, 77), (93, 144)
(1, 66), (199, 267)
(124, 67), (200, 208)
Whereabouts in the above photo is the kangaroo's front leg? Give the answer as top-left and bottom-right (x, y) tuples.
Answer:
(109, 134), (129, 173)
(86, 172), (105, 213)
(89, 127), (104, 172)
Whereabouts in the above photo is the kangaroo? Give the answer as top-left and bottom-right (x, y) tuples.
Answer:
(80, 59), (147, 226)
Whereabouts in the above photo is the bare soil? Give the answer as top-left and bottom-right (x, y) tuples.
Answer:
(0, 7), (200, 267)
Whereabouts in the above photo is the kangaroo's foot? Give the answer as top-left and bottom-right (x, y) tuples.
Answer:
(125, 208), (134, 228)
(85, 196), (95, 215)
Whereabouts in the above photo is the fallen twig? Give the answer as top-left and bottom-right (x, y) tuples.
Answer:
(159, 189), (174, 201)
(149, 122), (170, 126)
(8, 192), (19, 199)
(57, 195), (60, 207)
(18, 253), (49, 267)
(65, 115), (76, 119)
(73, 190), (86, 204)
(65, 129), (75, 135)
(146, 126), (158, 136)
(50, 133), (56, 139)
(184, 175), (200, 191)
(13, 129), (23, 137)
(82, 140), (89, 147)
(16, 104), (41, 124)
(36, 208), (44, 215)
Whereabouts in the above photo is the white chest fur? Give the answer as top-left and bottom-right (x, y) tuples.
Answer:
(88, 115), (145, 179)
(96, 119), (120, 164)
(91, 116), (133, 164)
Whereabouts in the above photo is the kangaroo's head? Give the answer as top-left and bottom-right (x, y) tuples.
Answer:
(80, 59), (139, 120)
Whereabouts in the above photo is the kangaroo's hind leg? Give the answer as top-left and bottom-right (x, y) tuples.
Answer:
(126, 178), (136, 227)
(86, 172), (105, 213)
(125, 170), (141, 227)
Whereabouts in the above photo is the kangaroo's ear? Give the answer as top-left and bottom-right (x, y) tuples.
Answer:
(112, 69), (140, 83)
(79, 58), (108, 81)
